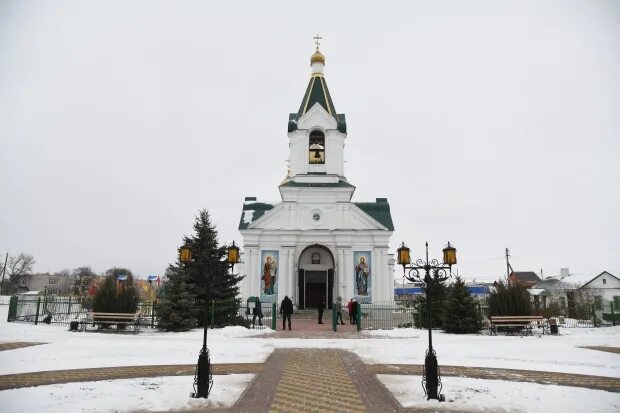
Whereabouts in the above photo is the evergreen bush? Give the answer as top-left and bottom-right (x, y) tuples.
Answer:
(488, 280), (533, 317)
(442, 276), (482, 334)
(414, 279), (447, 329)
(93, 268), (139, 329)
(156, 265), (199, 331)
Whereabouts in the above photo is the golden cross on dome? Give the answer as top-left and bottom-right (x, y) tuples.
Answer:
(313, 33), (322, 51)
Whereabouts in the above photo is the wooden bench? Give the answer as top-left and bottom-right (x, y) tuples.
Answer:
(84, 311), (141, 333)
(490, 315), (547, 336)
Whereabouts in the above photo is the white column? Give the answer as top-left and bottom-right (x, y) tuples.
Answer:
(251, 248), (260, 297)
(288, 248), (296, 300)
(337, 248), (345, 302)
(343, 249), (353, 300)
(279, 248), (288, 303)
(373, 247), (381, 302)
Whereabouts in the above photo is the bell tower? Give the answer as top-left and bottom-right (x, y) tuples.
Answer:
(284, 41), (348, 186)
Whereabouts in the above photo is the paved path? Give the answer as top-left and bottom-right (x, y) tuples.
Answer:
(0, 342), (45, 352)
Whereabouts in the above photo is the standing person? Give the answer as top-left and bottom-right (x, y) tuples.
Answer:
(347, 298), (354, 324)
(350, 299), (357, 325)
(280, 295), (293, 330)
(335, 296), (345, 325)
(318, 296), (326, 324)
(252, 297), (263, 327)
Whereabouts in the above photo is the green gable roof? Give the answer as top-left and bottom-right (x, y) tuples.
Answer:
(355, 198), (395, 231)
(238, 198), (274, 230)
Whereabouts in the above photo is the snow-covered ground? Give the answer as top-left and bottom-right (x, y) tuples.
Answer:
(378, 375), (620, 413)
(1, 305), (620, 412)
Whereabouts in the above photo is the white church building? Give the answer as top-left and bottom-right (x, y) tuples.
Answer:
(238, 46), (395, 309)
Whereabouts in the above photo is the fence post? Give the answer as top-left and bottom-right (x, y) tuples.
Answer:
(332, 303), (337, 332)
(356, 303), (362, 332)
(151, 300), (157, 328)
(272, 302), (276, 330)
(34, 297), (41, 325)
(611, 301), (616, 327)
(8, 296), (18, 321)
(592, 304), (598, 327)
(67, 296), (72, 316)
(210, 300), (215, 327)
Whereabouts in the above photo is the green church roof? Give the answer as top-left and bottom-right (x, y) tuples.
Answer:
(355, 198), (395, 231)
(298, 75), (336, 118)
(238, 197), (274, 230)
(279, 180), (354, 188)
(287, 73), (347, 134)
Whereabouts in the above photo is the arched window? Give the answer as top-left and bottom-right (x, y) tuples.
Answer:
(309, 130), (325, 164)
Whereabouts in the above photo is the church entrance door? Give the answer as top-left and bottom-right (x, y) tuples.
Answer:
(297, 245), (335, 310)
(304, 271), (327, 308)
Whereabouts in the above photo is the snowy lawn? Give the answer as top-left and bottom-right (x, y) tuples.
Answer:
(0, 374), (254, 413)
(378, 374), (620, 413)
(1, 305), (620, 412)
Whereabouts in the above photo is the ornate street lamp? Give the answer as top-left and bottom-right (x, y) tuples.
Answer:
(186, 242), (240, 399)
(397, 241), (457, 402)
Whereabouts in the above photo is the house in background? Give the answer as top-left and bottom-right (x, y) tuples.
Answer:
(529, 277), (575, 311)
(509, 271), (541, 289)
(17, 272), (72, 295)
(579, 271), (620, 308)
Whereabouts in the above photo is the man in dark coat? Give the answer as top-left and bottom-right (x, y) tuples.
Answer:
(252, 297), (263, 327)
(318, 296), (326, 324)
(280, 295), (293, 330)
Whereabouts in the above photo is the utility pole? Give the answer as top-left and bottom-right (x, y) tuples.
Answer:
(505, 248), (513, 282)
(0, 252), (8, 295)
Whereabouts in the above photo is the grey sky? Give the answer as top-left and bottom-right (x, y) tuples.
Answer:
(1, 1), (618, 284)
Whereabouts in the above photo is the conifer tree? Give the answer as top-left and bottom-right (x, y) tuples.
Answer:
(415, 278), (447, 329)
(442, 276), (482, 334)
(488, 280), (533, 316)
(156, 265), (198, 331)
(183, 209), (244, 302)
(93, 268), (139, 329)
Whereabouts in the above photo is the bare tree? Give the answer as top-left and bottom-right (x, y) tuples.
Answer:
(7, 253), (35, 293)
(72, 266), (96, 296)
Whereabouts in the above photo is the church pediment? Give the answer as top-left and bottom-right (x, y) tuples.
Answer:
(297, 103), (338, 131)
(243, 200), (392, 231)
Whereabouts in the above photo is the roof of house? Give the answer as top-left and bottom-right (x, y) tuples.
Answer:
(510, 271), (542, 283)
(580, 271), (620, 289)
(532, 278), (574, 290)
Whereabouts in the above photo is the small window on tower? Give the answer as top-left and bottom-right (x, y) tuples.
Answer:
(309, 130), (325, 164)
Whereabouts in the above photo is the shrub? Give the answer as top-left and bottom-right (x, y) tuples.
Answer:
(442, 276), (482, 334)
(488, 280), (532, 317)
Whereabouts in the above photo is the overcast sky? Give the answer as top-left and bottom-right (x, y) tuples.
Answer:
(1, 0), (618, 284)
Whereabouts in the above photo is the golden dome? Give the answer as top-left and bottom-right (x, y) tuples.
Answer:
(310, 50), (325, 65)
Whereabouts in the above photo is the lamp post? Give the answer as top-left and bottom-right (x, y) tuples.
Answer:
(182, 241), (240, 399)
(397, 241), (457, 402)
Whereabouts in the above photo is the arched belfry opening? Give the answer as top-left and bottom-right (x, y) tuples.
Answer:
(308, 130), (325, 164)
(297, 244), (334, 309)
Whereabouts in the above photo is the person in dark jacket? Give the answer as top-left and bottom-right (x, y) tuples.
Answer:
(252, 297), (263, 327)
(318, 296), (326, 324)
(280, 295), (293, 330)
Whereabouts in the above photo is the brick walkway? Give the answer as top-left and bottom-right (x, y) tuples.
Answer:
(0, 342), (45, 352)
